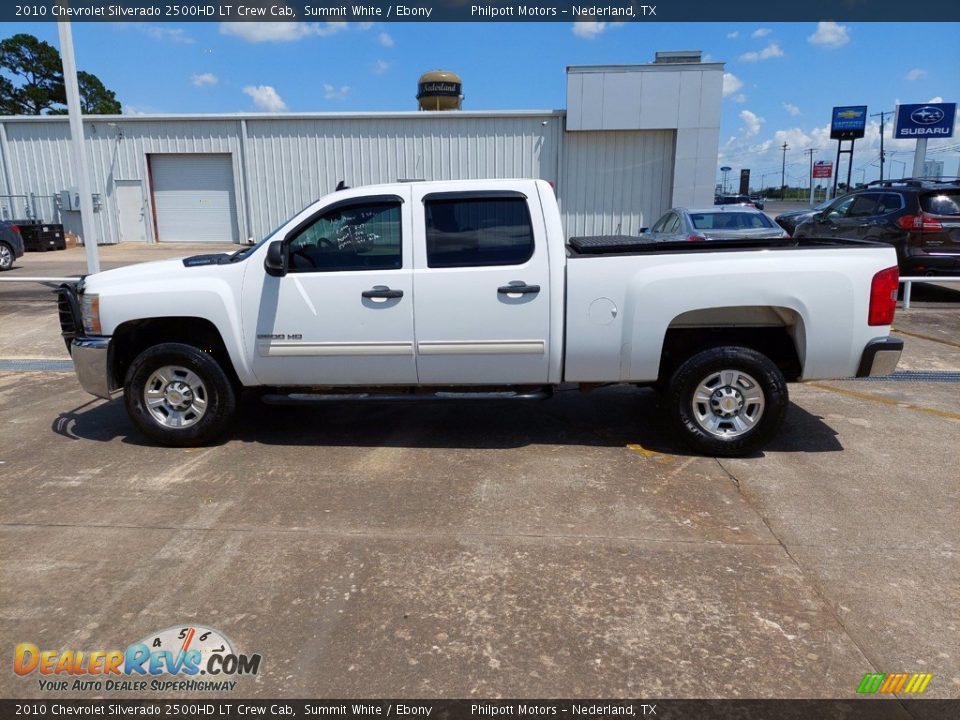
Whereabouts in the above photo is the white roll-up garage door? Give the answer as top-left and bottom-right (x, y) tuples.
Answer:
(150, 154), (239, 242)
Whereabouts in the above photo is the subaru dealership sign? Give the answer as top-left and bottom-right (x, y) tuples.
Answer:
(894, 103), (956, 138)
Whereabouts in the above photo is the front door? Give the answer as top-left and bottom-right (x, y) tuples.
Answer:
(411, 188), (552, 385)
(244, 191), (417, 386)
(115, 180), (147, 242)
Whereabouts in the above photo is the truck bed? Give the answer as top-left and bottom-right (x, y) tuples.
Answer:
(567, 235), (883, 257)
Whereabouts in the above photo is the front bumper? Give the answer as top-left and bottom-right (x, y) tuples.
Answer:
(56, 283), (116, 399)
(856, 336), (904, 378)
(71, 336), (116, 399)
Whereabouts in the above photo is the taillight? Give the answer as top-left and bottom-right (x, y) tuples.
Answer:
(10, 224), (19, 235)
(869, 266), (899, 326)
(687, 234), (706, 242)
(896, 213), (943, 231)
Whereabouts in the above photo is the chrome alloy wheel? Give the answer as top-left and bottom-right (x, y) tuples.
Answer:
(691, 369), (765, 438)
(143, 365), (208, 429)
(0, 243), (12, 270)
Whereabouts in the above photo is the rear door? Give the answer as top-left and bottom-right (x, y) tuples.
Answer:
(411, 186), (552, 385)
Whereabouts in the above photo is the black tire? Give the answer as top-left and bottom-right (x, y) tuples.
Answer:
(0, 242), (13, 271)
(124, 342), (236, 447)
(666, 346), (788, 457)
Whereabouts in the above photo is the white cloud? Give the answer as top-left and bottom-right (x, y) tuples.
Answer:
(751, 28), (771, 38)
(220, 22), (348, 43)
(808, 21), (850, 47)
(323, 83), (351, 101)
(783, 102), (801, 116)
(905, 68), (926, 81)
(722, 73), (743, 98)
(740, 42), (783, 62)
(740, 109), (763, 138)
(572, 21), (624, 39)
(122, 105), (147, 116)
(243, 85), (287, 112)
(377, 31), (394, 47)
(735, 94), (747, 103)
(191, 73), (218, 87)
(726, 31), (739, 39)
(928, 96), (943, 103)
(145, 26), (194, 44)
(373, 60), (391, 75)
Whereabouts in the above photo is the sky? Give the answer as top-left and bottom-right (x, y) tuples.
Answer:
(5, 20), (960, 189)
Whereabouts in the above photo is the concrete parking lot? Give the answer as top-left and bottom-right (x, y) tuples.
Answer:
(1, 245), (958, 700)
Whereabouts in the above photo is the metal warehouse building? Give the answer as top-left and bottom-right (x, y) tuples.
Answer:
(0, 54), (722, 245)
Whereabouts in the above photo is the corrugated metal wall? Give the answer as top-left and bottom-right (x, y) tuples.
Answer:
(243, 115), (560, 240)
(0, 119), (241, 243)
(561, 129), (676, 237)
(0, 113), (676, 244)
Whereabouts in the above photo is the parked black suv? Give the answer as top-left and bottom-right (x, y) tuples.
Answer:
(793, 179), (960, 275)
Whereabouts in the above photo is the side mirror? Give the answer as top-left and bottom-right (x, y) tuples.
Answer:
(638, 227), (649, 234)
(264, 240), (287, 277)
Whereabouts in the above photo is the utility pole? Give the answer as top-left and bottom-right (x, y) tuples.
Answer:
(871, 110), (893, 181)
(805, 148), (818, 205)
(780, 142), (789, 200)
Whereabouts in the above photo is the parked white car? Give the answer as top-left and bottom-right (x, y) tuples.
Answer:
(58, 179), (903, 456)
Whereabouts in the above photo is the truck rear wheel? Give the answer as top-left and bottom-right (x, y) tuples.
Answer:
(124, 342), (236, 447)
(666, 346), (788, 457)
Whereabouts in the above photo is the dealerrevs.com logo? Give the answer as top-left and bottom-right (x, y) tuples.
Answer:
(13, 625), (261, 693)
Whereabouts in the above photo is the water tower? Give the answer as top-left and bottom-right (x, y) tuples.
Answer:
(417, 70), (463, 111)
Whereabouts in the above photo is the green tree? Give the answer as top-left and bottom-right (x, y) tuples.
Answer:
(0, 33), (121, 115)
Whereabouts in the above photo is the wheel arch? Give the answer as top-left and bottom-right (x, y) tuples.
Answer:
(657, 306), (806, 384)
(110, 317), (241, 390)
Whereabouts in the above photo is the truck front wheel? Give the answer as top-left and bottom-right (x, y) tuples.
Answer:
(666, 346), (788, 457)
(124, 342), (236, 447)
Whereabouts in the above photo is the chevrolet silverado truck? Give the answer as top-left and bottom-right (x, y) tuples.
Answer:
(56, 179), (904, 456)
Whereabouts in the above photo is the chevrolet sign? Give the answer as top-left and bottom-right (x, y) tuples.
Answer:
(831, 106), (867, 140)
(894, 103), (956, 138)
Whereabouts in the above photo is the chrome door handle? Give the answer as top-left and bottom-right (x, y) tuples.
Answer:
(497, 283), (540, 295)
(362, 287), (403, 299)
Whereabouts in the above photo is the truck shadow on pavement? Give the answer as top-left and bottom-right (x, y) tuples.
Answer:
(53, 386), (844, 456)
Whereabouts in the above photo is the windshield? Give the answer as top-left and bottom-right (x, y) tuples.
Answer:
(228, 202), (317, 262)
(690, 212), (776, 231)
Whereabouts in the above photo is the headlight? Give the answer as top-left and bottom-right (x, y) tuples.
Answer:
(81, 293), (101, 335)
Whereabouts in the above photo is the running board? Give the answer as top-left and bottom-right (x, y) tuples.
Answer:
(261, 389), (552, 405)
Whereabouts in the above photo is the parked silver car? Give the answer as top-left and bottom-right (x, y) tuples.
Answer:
(641, 206), (790, 243)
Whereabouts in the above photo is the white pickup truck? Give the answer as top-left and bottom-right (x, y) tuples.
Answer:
(57, 179), (904, 456)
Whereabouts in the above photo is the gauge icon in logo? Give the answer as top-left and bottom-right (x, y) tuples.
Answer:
(910, 106), (945, 125)
(135, 625), (235, 668)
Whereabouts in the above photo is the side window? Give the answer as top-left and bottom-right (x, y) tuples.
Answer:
(663, 213), (680, 233)
(287, 202), (402, 272)
(876, 193), (903, 214)
(826, 196), (855, 219)
(847, 194), (880, 218)
(425, 197), (534, 268)
(651, 213), (670, 233)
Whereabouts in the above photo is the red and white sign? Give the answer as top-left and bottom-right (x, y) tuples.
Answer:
(812, 161), (833, 179)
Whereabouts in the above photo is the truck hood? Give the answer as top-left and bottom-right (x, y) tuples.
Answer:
(83, 255), (226, 292)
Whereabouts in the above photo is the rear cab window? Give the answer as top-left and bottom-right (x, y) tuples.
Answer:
(921, 191), (960, 216)
(424, 194), (535, 267)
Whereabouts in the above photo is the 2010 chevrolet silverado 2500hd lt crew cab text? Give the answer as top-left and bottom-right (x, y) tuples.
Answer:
(56, 179), (904, 456)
